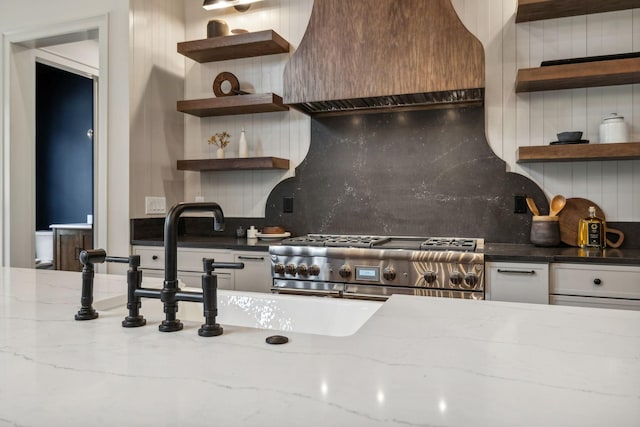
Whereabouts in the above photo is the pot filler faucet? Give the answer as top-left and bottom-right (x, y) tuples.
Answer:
(74, 202), (244, 337)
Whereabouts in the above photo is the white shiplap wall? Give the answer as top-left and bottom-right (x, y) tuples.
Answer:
(183, 0), (313, 217)
(130, 0), (186, 218)
(179, 0), (638, 221)
(452, 0), (639, 221)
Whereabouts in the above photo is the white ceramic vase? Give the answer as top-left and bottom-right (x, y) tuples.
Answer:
(216, 147), (225, 159)
(238, 129), (248, 158)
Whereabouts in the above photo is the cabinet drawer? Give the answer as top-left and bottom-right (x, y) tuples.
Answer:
(550, 263), (640, 300)
(550, 295), (640, 311)
(177, 248), (233, 272)
(486, 261), (549, 304)
(233, 252), (271, 293)
(138, 265), (233, 290)
(133, 246), (233, 272)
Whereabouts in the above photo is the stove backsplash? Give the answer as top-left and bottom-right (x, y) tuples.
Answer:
(265, 107), (549, 243)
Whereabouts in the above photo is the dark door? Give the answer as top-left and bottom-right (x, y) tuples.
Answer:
(35, 62), (94, 230)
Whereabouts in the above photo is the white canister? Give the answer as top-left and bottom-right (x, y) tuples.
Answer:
(599, 113), (629, 143)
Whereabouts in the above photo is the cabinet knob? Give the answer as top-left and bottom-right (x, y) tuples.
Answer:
(593, 278), (602, 285)
(152, 255), (158, 260)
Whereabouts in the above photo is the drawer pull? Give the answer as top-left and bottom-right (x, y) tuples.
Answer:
(152, 255), (159, 260)
(238, 256), (265, 261)
(496, 269), (535, 275)
(593, 278), (602, 285)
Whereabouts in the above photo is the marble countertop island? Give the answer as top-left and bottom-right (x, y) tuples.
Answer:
(1, 267), (639, 426)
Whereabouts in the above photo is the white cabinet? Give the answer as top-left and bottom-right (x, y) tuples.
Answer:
(485, 261), (549, 304)
(233, 251), (271, 293)
(550, 263), (640, 311)
(131, 246), (272, 293)
(133, 246), (234, 290)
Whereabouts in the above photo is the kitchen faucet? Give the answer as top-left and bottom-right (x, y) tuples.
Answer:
(161, 202), (227, 332)
(75, 202), (244, 336)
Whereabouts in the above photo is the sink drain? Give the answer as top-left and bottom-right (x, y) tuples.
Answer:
(265, 335), (289, 345)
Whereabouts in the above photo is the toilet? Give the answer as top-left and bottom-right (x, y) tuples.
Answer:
(35, 231), (53, 269)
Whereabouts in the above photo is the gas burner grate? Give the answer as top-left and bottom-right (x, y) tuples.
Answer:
(324, 236), (390, 248)
(281, 234), (390, 248)
(420, 238), (477, 252)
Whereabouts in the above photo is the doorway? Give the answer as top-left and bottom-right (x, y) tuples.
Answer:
(2, 16), (108, 269)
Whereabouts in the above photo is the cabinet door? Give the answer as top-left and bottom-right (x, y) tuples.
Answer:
(550, 263), (640, 300)
(486, 261), (549, 304)
(233, 252), (271, 293)
(54, 229), (93, 272)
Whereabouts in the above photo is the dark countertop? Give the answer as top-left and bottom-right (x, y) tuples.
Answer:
(131, 237), (640, 265)
(131, 236), (273, 252)
(483, 243), (640, 265)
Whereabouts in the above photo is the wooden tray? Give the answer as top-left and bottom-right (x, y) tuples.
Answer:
(557, 197), (624, 247)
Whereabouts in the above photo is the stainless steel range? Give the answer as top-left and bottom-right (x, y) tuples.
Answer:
(270, 235), (484, 301)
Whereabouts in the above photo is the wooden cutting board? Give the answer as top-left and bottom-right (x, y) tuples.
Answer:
(557, 197), (624, 247)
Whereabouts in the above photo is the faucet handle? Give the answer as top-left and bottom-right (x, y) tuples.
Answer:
(202, 258), (245, 274)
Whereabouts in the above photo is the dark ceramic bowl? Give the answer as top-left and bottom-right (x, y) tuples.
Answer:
(557, 131), (583, 142)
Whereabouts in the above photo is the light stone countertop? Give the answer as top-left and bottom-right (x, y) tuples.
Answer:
(1, 267), (639, 426)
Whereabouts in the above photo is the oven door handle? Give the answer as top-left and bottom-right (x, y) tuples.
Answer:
(342, 293), (389, 302)
(271, 288), (342, 297)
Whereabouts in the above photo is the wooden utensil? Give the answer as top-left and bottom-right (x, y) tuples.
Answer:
(549, 195), (566, 216)
(557, 197), (624, 248)
(526, 197), (540, 216)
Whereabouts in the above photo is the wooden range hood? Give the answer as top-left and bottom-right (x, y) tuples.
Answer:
(283, 0), (485, 115)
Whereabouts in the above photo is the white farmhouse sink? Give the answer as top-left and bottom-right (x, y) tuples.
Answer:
(95, 287), (382, 337)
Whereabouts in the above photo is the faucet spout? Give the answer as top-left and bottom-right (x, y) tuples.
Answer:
(160, 202), (225, 332)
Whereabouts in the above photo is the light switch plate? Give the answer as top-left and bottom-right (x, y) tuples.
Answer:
(145, 196), (166, 215)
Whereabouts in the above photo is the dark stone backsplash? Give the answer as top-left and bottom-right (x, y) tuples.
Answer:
(264, 107), (549, 243)
(131, 106), (640, 247)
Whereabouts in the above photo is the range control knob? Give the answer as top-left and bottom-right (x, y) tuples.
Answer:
(465, 272), (479, 286)
(450, 271), (464, 285)
(296, 263), (308, 276)
(338, 264), (352, 278)
(274, 263), (285, 275)
(423, 270), (437, 284)
(308, 264), (321, 276)
(383, 266), (396, 281)
(285, 263), (297, 275)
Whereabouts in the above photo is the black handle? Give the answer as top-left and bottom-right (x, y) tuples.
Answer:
(496, 269), (535, 275)
(237, 256), (265, 261)
(593, 278), (602, 285)
(152, 255), (159, 260)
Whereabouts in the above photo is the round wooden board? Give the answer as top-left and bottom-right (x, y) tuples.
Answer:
(557, 197), (606, 246)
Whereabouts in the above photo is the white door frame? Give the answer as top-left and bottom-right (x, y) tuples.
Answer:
(1, 14), (109, 268)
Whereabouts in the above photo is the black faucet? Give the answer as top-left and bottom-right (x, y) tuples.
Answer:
(75, 202), (244, 336)
(160, 202), (225, 332)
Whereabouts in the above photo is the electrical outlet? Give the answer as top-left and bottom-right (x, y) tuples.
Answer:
(514, 194), (527, 214)
(145, 196), (166, 215)
(283, 196), (294, 213)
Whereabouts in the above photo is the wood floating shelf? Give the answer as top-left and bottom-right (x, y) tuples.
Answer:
(516, 0), (639, 23)
(177, 157), (290, 171)
(177, 93), (289, 117)
(515, 57), (640, 92)
(517, 142), (640, 163)
(177, 30), (289, 63)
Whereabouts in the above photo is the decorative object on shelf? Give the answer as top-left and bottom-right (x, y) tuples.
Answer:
(202, 0), (263, 12)
(207, 19), (229, 38)
(238, 129), (248, 158)
(208, 131), (231, 158)
(212, 72), (248, 97)
(551, 131), (588, 145)
(247, 226), (258, 239)
(599, 113), (629, 143)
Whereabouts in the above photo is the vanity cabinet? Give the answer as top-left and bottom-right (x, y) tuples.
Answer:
(133, 246), (234, 290)
(550, 263), (640, 310)
(52, 225), (93, 272)
(233, 251), (271, 293)
(485, 261), (549, 304)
